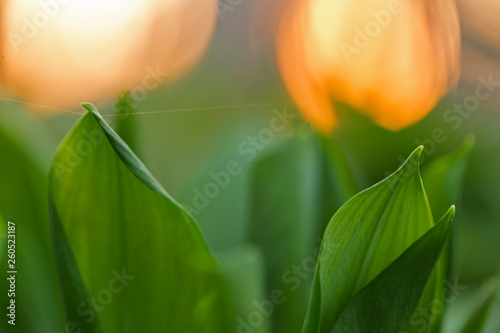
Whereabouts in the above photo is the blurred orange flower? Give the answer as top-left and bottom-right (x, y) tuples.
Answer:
(1, 0), (216, 110)
(276, 0), (461, 132)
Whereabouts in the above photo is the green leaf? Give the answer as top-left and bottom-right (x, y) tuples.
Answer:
(317, 133), (360, 229)
(0, 104), (65, 332)
(248, 131), (321, 332)
(330, 207), (455, 333)
(460, 279), (497, 333)
(114, 91), (137, 152)
(217, 245), (272, 333)
(423, 135), (474, 221)
(422, 135), (474, 275)
(49, 103), (234, 333)
(302, 146), (436, 332)
(419, 136), (475, 333)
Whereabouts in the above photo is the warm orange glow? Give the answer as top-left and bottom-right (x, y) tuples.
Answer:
(1, 0), (217, 111)
(277, 0), (461, 132)
(458, 0), (500, 51)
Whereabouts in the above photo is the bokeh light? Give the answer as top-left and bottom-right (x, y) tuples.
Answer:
(1, 0), (217, 111)
(276, 0), (461, 132)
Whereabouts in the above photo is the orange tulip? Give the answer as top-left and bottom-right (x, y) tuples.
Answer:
(277, 0), (461, 132)
(1, 0), (217, 110)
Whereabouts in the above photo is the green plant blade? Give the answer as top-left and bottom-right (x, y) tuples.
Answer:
(0, 105), (65, 332)
(217, 245), (272, 333)
(330, 207), (455, 333)
(417, 136), (475, 333)
(50, 197), (104, 333)
(302, 262), (323, 333)
(460, 279), (497, 333)
(302, 146), (436, 332)
(248, 131), (320, 332)
(316, 133), (360, 231)
(423, 135), (474, 220)
(114, 91), (137, 152)
(49, 103), (234, 333)
(423, 135), (475, 278)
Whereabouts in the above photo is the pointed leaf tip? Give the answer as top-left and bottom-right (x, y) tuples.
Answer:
(80, 102), (94, 112)
(411, 145), (424, 159)
(443, 205), (456, 222)
(389, 146), (423, 182)
(401, 145), (423, 169)
(80, 103), (102, 118)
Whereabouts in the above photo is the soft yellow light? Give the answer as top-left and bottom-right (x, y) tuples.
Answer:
(1, 0), (217, 111)
(57, 0), (149, 70)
